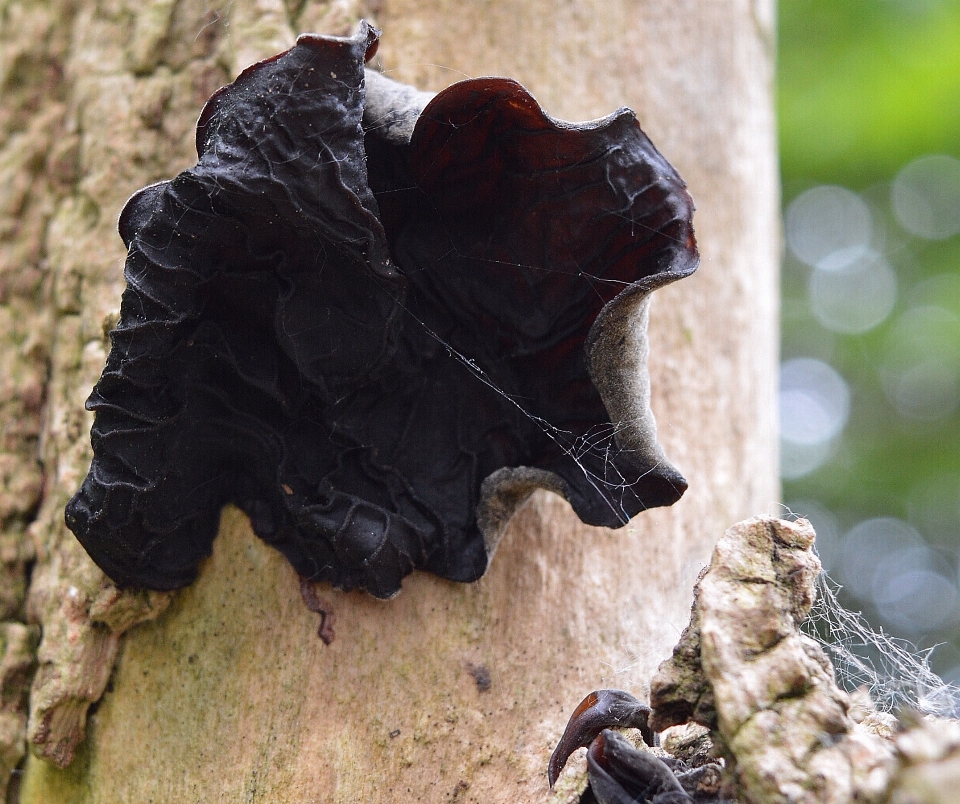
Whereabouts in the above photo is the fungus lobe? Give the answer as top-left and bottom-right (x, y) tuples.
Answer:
(65, 23), (698, 599)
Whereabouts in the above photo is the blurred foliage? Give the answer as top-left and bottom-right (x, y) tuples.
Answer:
(780, 0), (960, 187)
(779, 0), (960, 670)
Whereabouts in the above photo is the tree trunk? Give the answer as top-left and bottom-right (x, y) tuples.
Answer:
(0, 0), (779, 801)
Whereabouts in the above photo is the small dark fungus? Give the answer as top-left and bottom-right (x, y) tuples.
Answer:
(587, 730), (692, 804)
(551, 691), (728, 803)
(549, 689), (654, 786)
(65, 22), (698, 599)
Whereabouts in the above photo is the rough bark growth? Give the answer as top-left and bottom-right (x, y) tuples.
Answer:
(5, 0), (238, 773)
(553, 517), (960, 803)
(0, 623), (37, 799)
(887, 717), (960, 803)
(0, 0), (74, 792)
(650, 518), (897, 803)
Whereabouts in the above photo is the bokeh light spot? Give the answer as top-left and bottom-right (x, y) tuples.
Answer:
(874, 558), (960, 635)
(786, 185), (873, 267)
(779, 359), (851, 479)
(835, 517), (924, 600)
(882, 305), (960, 421)
(891, 154), (960, 240)
(809, 250), (897, 334)
(780, 358), (851, 445)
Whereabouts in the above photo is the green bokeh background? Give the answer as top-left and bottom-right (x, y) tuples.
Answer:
(781, 0), (960, 187)
(779, 0), (960, 677)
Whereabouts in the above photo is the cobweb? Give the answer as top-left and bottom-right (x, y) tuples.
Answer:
(803, 569), (960, 719)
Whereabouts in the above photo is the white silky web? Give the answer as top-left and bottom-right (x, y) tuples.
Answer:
(805, 572), (960, 718)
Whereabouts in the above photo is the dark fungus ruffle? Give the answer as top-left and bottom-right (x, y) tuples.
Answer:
(550, 691), (729, 804)
(65, 22), (698, 599)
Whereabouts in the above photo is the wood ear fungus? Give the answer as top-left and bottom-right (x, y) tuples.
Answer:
(65, 23), (697, 599)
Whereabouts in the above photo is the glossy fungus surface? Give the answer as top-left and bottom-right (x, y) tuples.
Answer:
(549, 689), (654, 786)
(65, 23), (698, 599)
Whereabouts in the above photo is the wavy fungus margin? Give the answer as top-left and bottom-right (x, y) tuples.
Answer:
(65, 22), (698, 599)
